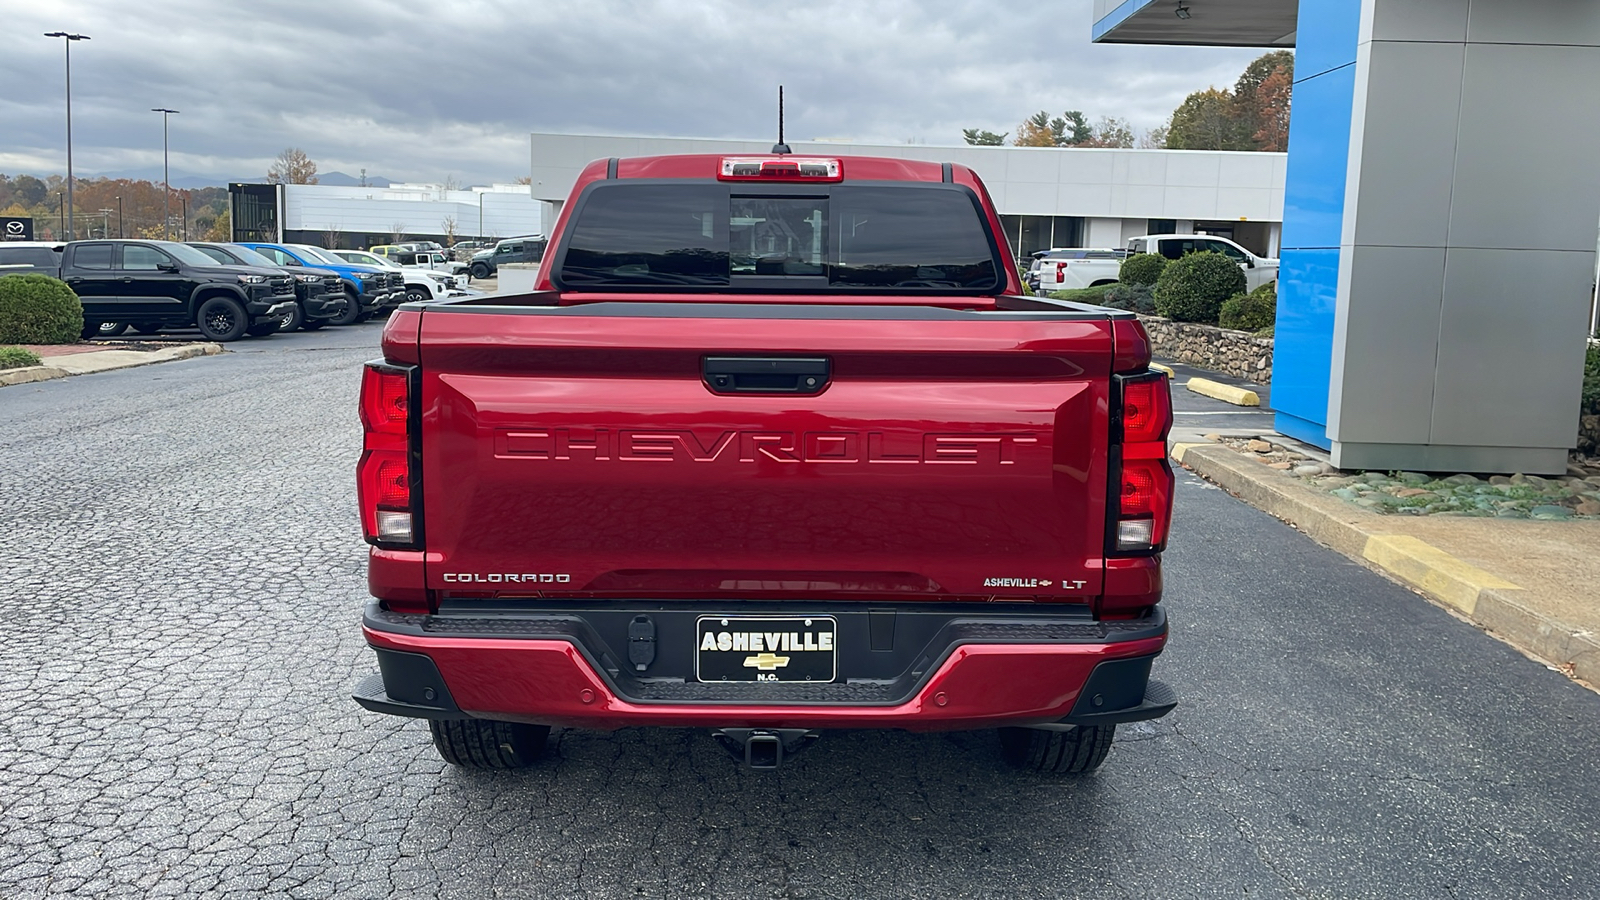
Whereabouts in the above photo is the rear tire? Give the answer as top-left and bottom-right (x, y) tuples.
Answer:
(80, 320), (103, 340)
(997, 725), (1115, 775)
(195, 295), (249, 342)
(97, 321), (129, 337)
(429, 719), (550, 769)
(405, 286), (430, 304)
(470, 263), (491, 279)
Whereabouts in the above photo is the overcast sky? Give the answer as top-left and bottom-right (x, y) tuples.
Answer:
(2, 0), (1264, 186)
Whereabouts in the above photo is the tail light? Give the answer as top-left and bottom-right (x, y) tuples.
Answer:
(1108, 370), (1174, 555)
(358, 361), (420, 548)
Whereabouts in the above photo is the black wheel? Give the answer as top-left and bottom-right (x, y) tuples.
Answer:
(997, 725), (1115, 775)
(405, 286), (430, 304)
(132, 323), (164, 335)
(276, 301), (305, 333)
(98, 321), (129, 337)
(429, 719), (550, 769)
(245, 322), (280, 337)
(80, 320), (103, 340)
(301, 318), (328, 330)
(195, 295), (249, 342)
(330, 289), (363, 326)
(470, 263), (491, 279)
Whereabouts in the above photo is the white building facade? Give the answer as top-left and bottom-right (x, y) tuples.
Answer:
(231, 181), (544, 250)
(527, 133), (1287, 258)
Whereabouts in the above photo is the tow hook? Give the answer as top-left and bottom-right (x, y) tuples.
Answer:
(711, 728), (819, 769)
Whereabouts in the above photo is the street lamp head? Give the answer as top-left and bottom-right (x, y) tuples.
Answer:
(152, 108), (180, 114)
(44, 32), (90, 40)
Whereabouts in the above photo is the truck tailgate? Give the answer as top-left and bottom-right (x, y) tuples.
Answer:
(416, 303), (1115, 601)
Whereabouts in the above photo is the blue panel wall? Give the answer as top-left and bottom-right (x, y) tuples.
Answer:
(1272, 0), (1363, 448)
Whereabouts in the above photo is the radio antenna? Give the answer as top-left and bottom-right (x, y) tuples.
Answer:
(772, 85), (792, 154)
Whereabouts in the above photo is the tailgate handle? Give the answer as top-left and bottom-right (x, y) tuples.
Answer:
(703, 357), (830, 394)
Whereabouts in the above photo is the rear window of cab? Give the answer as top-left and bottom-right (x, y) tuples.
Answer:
(554, 182), (1003, 293)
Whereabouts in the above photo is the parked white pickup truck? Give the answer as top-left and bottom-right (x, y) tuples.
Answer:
(1034, 234), (1279, 293)
(1127, 234), (1279, 292)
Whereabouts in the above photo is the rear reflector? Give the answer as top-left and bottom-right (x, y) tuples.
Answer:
(719, 157), (843, 181)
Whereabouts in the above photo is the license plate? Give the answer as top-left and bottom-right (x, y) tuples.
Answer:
(696, 616), (838, 683)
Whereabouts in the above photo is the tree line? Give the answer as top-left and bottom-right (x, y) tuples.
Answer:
(963, 51), (1293, 152)
(0, 148), (327, 242)
(0, 174), (231, 242)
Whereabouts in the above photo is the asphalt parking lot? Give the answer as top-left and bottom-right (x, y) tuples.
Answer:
(2, 323), (1597, 899)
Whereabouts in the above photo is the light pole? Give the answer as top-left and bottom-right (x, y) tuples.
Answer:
(45, 31), (89, 240)
(151, 108), (179, 240)
(115, 195), (123, 237)
(99, 208), (112, 238)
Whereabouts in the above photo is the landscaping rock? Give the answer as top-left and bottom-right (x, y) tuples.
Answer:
(1489, 475), (1513, 486)
(1267, 461), (1294, 470)
(1396, 472), (1431, 486)
(1576, 499), (1600, 517)
(1442, 474), (1481, 486)
(1530, 505), (1573, 520)
(1293, 464), (1322, 477)
(1395, 488), (1434, 499)
(1246, 440), (1273, 453)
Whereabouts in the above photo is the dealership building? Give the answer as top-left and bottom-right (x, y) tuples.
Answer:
(228, 181), (543, 250)
(1095, 0), (1600, 474)
(526, 132), (1286, 260)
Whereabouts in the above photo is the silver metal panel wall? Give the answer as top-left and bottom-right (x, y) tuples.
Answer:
(1327, 0), (1600, 474)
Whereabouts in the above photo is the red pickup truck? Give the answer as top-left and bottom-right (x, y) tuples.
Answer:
(352, 152), (1177, 774)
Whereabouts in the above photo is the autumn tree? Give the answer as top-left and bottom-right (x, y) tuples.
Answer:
(268, 148), (320, 184)
(1165, 88), (1251, 151)
(961, 128), (1008, 146)
(1251, 67), (1293, 151)
(1086, 117), (1136, 148)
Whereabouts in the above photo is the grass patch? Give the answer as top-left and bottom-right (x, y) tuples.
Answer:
(0, 346), (43, 370)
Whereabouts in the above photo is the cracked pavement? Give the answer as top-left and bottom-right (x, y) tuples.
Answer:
(2, 321), (1598, 898)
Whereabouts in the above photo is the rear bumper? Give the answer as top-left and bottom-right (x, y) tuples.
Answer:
(354, 600), (1172, 731)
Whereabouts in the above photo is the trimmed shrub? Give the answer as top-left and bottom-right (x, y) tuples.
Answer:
(0, 274), (84, 344)
(1101, 283), (1157, 315)
(1152, 251), (1247, 323)
(0, 346), (42, 370)
(1218, 282), (1277, 332)
(1119, 253), (1167, 287)
(1050, 285), (1118, 305)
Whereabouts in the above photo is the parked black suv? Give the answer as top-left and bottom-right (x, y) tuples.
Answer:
(188, 242), (349, 331)
(53, 240), (296, 341)
(467, 235), (546, 279)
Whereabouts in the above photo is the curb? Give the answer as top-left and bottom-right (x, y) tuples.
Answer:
(1185, 377), (1260, 407)
(0, 343), (224, 387)
(1173, 442), (1600, 685)
(0, 365), (71, 386)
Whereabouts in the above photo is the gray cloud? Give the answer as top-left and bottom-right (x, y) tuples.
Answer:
(3, 0), (1265, 185)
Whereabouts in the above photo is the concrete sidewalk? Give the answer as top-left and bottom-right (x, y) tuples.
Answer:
(1, 343), (224, 387)
(1172, 438), (1600, 688)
